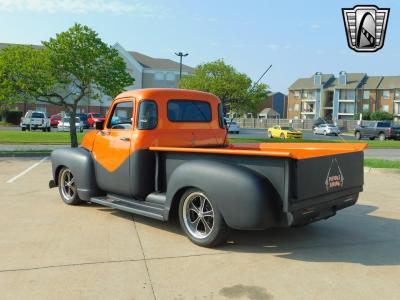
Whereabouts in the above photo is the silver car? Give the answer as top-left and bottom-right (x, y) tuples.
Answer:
(224, 118), (240, 134)
(313, 124), (340, 136)
(57, 117), (84, 132)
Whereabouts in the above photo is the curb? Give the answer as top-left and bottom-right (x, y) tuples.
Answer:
(0, 152), (51, 158)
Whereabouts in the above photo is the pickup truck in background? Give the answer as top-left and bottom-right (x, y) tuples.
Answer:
(354, 121), (400, 141)
(20, 110), (51, 132)
(49, 88), (367, 247)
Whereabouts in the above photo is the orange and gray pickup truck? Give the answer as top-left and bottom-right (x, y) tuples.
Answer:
(49, 88), (367, 247)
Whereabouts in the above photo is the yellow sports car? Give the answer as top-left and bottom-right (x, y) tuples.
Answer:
(267, 125), (303, 139)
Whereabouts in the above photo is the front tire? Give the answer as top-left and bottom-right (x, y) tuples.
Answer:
(179, 188), (229, 247)
(58, 167), (82, 205)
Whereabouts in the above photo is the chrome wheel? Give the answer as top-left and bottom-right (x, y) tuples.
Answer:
(183, 192), (214, 239)
(60, 169), (76, 201)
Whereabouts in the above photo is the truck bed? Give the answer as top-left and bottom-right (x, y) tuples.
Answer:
(149, 142), (368, 159)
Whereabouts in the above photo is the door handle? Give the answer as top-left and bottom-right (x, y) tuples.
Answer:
(120, 137), (130, 142)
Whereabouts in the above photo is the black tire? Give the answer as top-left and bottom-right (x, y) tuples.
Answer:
(178, 188), (230, 247)
(21, 127), (26, 131)
(26, 125), (30, 131)
(42, 128), (46, 132)
(369, 137), (375, 140)
(379, 133), (386, 141)
(58, 167), (82, 205)
(355, 131), (361, 140)
(47, 127), (51, 132)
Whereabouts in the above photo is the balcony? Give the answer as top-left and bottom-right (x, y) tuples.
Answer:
(338, 99), (355, 102)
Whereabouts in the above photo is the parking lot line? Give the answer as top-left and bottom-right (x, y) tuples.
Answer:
(6, 156), (49, 183)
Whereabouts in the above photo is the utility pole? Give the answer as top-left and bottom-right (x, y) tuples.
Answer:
(175, 52), (189, 80)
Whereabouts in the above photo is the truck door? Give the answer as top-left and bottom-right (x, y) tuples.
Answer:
(92, 100), (134, 196)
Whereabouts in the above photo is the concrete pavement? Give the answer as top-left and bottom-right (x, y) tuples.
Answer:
(0, 158), (399, 299)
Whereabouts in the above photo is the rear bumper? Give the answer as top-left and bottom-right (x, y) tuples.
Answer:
(288, 187), (361, 226)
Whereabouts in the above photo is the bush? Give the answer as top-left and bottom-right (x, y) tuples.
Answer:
(354, 112), (371, 120)
(4, 110), (23, 124)
(370, 111), (393, 120)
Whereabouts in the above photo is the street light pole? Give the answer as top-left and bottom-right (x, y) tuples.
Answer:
(175, 52), (188, 80)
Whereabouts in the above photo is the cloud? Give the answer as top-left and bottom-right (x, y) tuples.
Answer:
(0, 0), (160, 15)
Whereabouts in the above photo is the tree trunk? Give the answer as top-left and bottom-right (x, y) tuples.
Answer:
(68, 104), (79, 148)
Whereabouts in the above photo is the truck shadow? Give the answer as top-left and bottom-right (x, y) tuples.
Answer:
(224, 204), (400, 266)
(94, 203), (400, 266)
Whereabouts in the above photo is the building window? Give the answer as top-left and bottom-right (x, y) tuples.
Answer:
(396, 90), (400, 98)
(362, 104), (370, 112)
(303, 91), (308, 98)
(383, 90), (390, 99)
(302, 102), (314, 112)
(339, 103), (355, 113)
(339, 90), (355, 100)
(166, 72), (175, 81)
(167, 100), (211, 122)
(294, 104), (300, 111)
(155, 72), (164, 80)
(294, 91), (300, 97)
(363, 90), (370, 99)
(382, 105), (389, 112)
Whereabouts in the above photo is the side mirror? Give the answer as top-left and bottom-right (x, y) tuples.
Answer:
(95, 120), (105, 130)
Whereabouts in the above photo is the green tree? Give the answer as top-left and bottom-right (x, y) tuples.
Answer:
(179, 59), (268, 116)
(0, 23), (134, 147)
(370, 111), (393, 120)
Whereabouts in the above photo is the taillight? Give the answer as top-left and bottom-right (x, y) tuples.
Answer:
(388, 128), (392, 135)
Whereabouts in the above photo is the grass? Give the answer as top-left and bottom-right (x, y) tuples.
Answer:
(229, 137), (400, 149)
(364, 159), (400, 169)
(0, 131), (85, 144)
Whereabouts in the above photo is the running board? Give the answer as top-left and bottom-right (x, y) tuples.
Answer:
(90, 194), (166, 221)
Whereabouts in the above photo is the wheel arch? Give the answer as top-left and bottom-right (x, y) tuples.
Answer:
(50, 148), (103, 200)
(165, 160), (280, 230)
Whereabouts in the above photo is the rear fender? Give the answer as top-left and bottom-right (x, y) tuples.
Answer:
(50, 148), (103, 200)
(166, 160), (279, 230)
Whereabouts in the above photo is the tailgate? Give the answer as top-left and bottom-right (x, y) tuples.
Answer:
(291, 151), (364, 203)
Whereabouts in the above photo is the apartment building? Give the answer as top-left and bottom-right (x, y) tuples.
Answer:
(0, 42), (193, 115)
(288, 72), (400, 121)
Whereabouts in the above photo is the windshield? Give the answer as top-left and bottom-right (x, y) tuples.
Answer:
(31, 112), (44, 118)
(281, 126), (295, 131)
(92, 113), (102, 118)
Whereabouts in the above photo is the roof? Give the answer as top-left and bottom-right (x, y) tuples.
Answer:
(258, 107), (280, 116)
(331, 73), (366, 89)
(0, 43), (193, 73)
(361, 76), (383, 89)
(377, 76), (400, 90)
(116, 88), (219, 102)
(129, 51), (194, 72)
(289, 74), (334, 90)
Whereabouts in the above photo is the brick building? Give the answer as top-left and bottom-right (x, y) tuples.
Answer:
(287, 72), (400, 121)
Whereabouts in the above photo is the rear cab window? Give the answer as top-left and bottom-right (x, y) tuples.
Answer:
(32, 112), (45, 118)
(168, 100), (211, 122)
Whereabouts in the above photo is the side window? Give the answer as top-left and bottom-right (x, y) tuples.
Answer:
(138, 101), (158, 130)
(168, 100), (211, 122)
(107, 101), (133, 129)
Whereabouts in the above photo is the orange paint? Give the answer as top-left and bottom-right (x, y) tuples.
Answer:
(80, 88), (367, 172)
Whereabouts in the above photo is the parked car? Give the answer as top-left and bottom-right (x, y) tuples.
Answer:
(49, 88), (366, 247)
(76, 113), (89, 129)
(224, 118), (240, 134)
(312, 117), (327, 129)
(313, 124), (340, 136)
(20, 111), (51, 132)
(57, 117), (83, 132)
(50, 114), (62, 128)
(267, 125), (303, 139)
(87, 112), (105, 128)
(354, 121), (400, 141)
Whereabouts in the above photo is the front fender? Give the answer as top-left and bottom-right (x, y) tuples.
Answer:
(50, 147), (102, 200)
(166, 160), (279, 230)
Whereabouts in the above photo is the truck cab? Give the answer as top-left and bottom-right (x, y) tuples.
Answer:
(50, 88), (367, 247)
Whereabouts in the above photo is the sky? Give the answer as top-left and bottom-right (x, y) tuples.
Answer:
(0, 0), (399, 92)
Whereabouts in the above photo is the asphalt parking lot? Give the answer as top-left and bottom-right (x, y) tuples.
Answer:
(0, 157), (399, 299)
